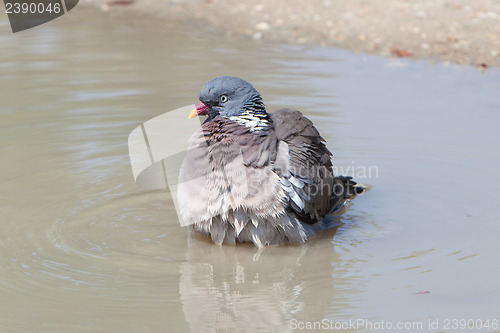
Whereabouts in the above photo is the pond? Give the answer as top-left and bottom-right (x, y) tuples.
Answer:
(1, 6), (500, 332)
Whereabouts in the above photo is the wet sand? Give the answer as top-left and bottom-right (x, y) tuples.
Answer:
(81, 0), (500, 68)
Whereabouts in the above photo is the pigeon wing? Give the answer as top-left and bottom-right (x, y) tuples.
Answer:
(271, 108), (336, 224)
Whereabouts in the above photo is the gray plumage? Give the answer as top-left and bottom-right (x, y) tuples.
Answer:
(178, 76), (364, 247)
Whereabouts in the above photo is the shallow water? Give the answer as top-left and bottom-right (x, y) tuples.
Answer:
(1, 7), (500, 333)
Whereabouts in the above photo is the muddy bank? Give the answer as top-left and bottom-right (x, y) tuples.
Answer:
(81, 0), (500, 68)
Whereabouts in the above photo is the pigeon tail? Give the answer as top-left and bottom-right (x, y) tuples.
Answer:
(333, 176), (366, 202)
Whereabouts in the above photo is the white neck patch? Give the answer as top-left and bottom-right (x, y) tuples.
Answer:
(229, 112), (269, 132)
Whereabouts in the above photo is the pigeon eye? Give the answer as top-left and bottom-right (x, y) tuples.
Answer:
(219, 95), (228, 103)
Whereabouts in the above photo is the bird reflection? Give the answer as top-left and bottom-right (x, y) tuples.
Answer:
(179, 227), (342, 333)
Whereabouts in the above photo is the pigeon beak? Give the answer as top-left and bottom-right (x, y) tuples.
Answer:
(189, 102), (209, 119)
(188, 108), (198, 119)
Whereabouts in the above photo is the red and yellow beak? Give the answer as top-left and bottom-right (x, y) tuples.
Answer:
(188, 102), (209, 119)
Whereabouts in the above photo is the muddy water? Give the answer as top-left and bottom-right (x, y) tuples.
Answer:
(1, 6), (500, 333)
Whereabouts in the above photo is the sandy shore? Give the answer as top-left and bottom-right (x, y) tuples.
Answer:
(81, 0), (500, 68)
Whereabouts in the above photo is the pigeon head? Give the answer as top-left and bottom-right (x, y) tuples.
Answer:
(189, 76), (266, 121)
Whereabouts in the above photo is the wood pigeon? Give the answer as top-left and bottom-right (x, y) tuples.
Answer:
(178, 76), (364, 246)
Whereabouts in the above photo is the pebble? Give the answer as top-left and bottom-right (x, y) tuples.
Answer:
(416, 10), (427, 18)
(255, 21), (270, 31)
(252, 32), (263, 40)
